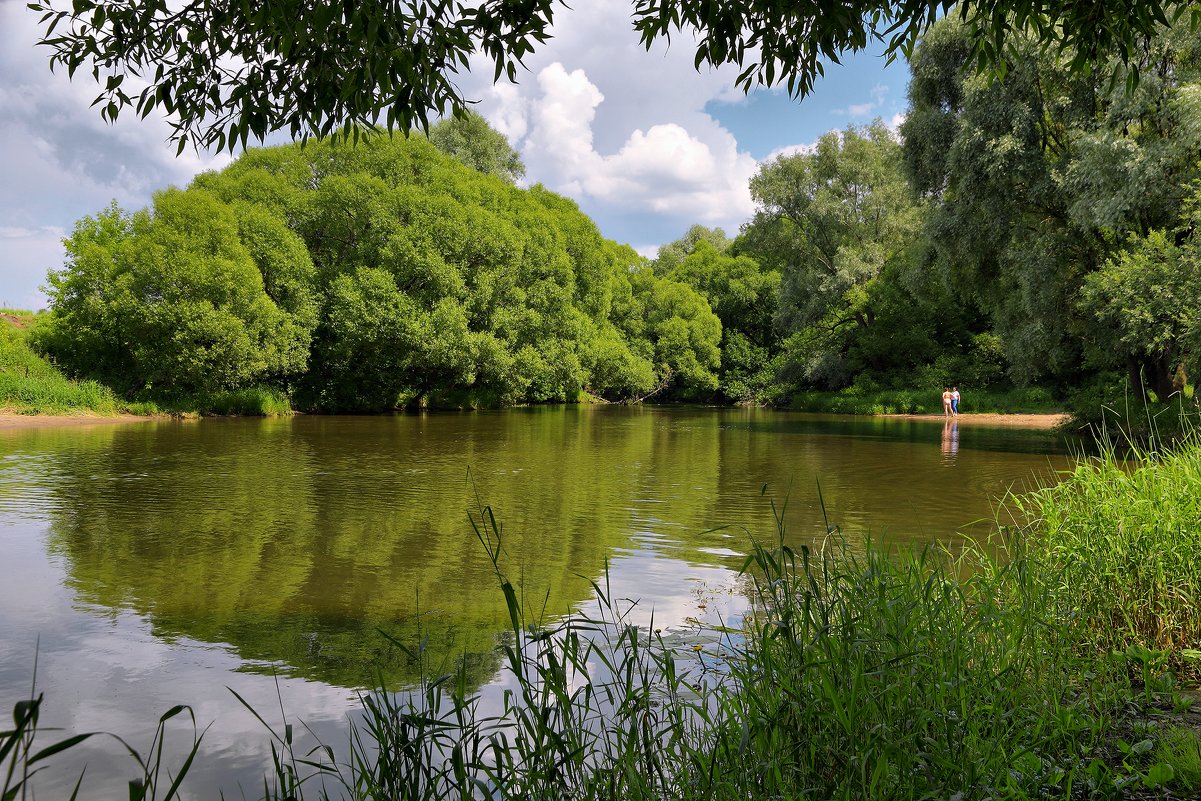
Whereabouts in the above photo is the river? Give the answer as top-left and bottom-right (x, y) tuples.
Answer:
(0, 407), (1073, 797)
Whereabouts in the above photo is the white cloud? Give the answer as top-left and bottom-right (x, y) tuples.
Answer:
(764, 140), (821, 163)
(461, 0), (761, 242)
(499, 62), (756, 227)
(834, 83), (891, 118)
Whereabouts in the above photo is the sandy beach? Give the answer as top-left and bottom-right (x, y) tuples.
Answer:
(880, 412), (1072, 429)
(0, 412), (156, 430)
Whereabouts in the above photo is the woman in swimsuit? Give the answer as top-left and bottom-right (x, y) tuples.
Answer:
(942, 387), (953, 417)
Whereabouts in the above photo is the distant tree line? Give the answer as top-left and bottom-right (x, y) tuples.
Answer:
(36, 16), (1201, 412)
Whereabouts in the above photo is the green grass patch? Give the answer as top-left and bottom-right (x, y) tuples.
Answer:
(142, 386), (294, 417)
(1154, 725), (1201, 791)
(1, 312), (291, 418)
(0, 312), (123, 415)
(1015, 436), (1201, 680)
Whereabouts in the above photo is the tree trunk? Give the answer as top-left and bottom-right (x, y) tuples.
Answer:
(1149, 349), (1178, 402)
(1128, 354), (1146, 401)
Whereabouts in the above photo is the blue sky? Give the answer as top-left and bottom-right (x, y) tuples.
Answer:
(0, 0), (910, 310)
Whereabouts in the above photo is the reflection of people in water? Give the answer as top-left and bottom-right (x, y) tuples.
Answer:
(941, 418), (959, 462)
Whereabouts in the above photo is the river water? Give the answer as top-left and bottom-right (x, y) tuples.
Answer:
(0, 407), (1073, 797)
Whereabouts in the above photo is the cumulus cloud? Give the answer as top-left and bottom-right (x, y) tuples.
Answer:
(499, 62), (756, 226)
(460, 0), (761, 241)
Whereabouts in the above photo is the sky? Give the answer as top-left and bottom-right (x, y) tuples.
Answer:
(0, 0), (910, 310)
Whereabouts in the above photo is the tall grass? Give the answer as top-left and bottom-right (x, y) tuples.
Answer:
(150, 386), (294, 417)
(1015, 435), (1201, 678)
(1, 312), (292, 417)
(0, 314), (123, 415)
(213, 496), (1192, 800)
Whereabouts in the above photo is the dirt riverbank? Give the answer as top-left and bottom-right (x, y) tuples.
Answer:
(879, 412), (1072, 429)
(0, 412), (156, 430)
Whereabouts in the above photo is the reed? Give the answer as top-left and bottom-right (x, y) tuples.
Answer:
(1013, 435), (1201, 679)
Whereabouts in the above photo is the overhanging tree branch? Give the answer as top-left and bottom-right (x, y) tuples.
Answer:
(27, 0), (1199, 152)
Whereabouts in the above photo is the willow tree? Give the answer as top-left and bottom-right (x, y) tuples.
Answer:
(741, 121), (923, 388)
(902, 16), (1201, 394)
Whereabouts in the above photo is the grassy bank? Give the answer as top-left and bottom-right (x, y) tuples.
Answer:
(7, 444), (1201, 799)
(789, 385), (1062, 415)
(1, 310), (126, 415)
(1, 311), (290, 417)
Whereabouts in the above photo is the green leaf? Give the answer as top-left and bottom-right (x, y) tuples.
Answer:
(1144, 761), (1175, 787)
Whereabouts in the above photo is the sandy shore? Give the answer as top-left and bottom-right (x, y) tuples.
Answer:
(0, 410), (1073, 430)
(879, 412), (1072, 429)
(0, 412), (156, 430)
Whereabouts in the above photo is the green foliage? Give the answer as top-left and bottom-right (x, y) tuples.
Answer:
(623, 267), (722, 397)
(427, 111), (525, 183)
(0, 312), (123, 415)
(1016, 438), (1201, 679)
(1079, 223), (1201, 401)
(790, 385), (1061, 415)
(902, 16), (1201, 391)
(30, 0), (1192, 151)
(37, 193), (316, 400)
(665, 240), (780, 401)
(1154, 726), (1201, 791)
(740, 121), (926, 392)
(652, 224), (732, 274)
(41, 132), (723, 410)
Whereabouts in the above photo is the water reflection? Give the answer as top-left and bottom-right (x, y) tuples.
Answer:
(0, 408), (1075, 798)
(941, 419), (959, 464)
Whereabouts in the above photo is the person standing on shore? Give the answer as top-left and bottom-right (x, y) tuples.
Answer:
(951, 386), (961, 416)
(942, 387), (953, 417)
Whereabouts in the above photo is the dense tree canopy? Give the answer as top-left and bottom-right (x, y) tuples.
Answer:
(739, 122), (924, 388)
(38, 193), (317, 396)
(28, 0), (1199, 151)
(901, 15), (1201, 399)
(655, 231), (781, 401)
(38, 130), (723, 409)
(32, 14), (1201, 412)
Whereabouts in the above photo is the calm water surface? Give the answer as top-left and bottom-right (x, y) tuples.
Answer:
(0, 407), (1073, 797)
